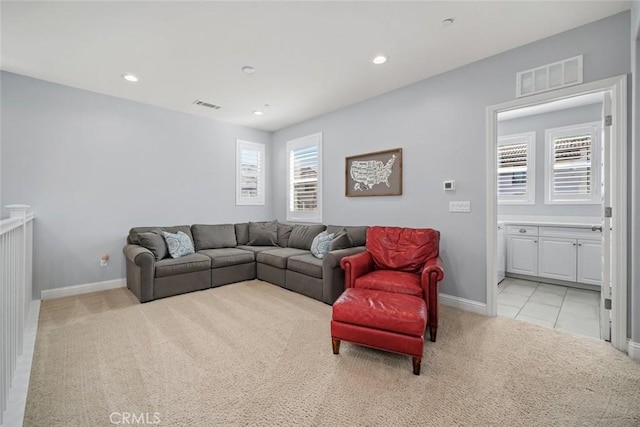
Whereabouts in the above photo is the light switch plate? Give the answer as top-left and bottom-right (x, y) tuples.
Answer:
(449, 201), (471, 213)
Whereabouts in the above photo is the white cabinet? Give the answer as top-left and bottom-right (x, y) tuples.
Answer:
(538, 237), (577, 281)
(507, 227), (539, 276)
(506, 224), (602, 287)
(577, 239), (603, 285)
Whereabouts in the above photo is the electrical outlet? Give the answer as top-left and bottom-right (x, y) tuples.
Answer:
(100, 259), (108, 267)
(449, 201), (471, 213)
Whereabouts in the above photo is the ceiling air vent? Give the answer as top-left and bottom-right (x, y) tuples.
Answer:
(193, 100), (221, 110)
(516, 55), (583, 98)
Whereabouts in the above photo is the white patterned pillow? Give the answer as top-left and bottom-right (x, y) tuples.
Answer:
(162, 231), (195, 258)
(310, 231), (335, 259)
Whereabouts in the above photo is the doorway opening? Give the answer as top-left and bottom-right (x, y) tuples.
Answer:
(486, 76), (627, 351)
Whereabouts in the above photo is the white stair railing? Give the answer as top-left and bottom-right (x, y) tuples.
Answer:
(0, 205), (34, 426)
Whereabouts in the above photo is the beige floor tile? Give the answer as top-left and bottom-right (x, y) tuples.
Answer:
(515, 314), (555, 329)
(501, 282), (538, 297)
(528, 288), (565, 307)
(497, 292), (529, 309)
(518, 301), (561, 322)
(497, 304), (520, 319)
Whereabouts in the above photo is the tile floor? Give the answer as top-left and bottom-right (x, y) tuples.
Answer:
(497, 277), (602, 339)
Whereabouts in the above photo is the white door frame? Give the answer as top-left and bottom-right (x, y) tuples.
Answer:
(485, 75), (628, 351)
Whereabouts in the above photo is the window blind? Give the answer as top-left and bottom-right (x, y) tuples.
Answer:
(551, 134), (592, 196)
(498, 142), (529, 196)
(236, 140), (265, 205)
(290, 145), (318, 212)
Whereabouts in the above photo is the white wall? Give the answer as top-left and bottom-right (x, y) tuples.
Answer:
(271, 12), (631, 304)
(630, 0), (640, 347)
(497, 103), (602, 218)
(0, 72), (273, 297)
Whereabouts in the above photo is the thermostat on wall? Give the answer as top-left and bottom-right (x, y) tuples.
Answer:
(444, 180), (455, 191)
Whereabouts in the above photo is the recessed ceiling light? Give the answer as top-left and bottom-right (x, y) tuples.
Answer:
(121, 73), (139, 82)
(242, 66), (255, 74)
(253, 110), (263, 116)
(441, 18), (454, 27)
(372, 55), (388, 65)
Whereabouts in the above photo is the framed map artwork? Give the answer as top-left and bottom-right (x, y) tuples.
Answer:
(345, 148), (402, 197)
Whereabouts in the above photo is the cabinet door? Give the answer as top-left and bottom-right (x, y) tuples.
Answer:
(538, 237), (577, 282)
(507, 235), (538, 276)
(577, 239), (602, 286)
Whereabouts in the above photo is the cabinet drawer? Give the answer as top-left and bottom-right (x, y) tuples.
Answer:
(539, 226), (602, 240)
(507, 225), (538, 236)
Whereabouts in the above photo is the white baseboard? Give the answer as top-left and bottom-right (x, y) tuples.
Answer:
(439, 293), (487, 315)
(629, 340), (640, 360)
(41, 278), (126, 300)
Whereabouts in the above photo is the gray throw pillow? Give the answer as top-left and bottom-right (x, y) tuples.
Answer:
(310, 231), (335, 259)
(162, 231), (195, 258)
(277, 223), (293, 247)
(138, 231), (168, 261)
(329, 231), (353, 251)
(248, 220), (277, 246)
(288, 224), (326, 250)
(235, 223), (250, 245)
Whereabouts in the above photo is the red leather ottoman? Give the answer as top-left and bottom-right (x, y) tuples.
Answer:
(331, 288), (428, 375)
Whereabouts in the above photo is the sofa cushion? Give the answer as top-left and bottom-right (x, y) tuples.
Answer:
(287, 254), (323, 279)
(191, 224), (237, 251)
(129, 225), (193, 246)
(162, 231), (195, 258)
(329, 230), (353, 251)
(235, 223), (250, 245)
(154, 253), (211, 278)
(138, 231), (168, 261)
(277, 223), (293, 247)
(288, 224), (326, 250)
(237, 245), (280, 254)
(248, 220), (278, 246)
(327, 225), (368, 247)
(354, 270), (423, 297)
(256, 248), (309, 269)
(199, 248), (254, 268)
(310, 231), (335, 259)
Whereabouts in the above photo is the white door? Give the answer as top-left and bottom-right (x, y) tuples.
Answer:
(577, 239), (603, 286)
(507, 235), (538, 276)
(538, 237), (577, 282)
(600, 92), (612, 342)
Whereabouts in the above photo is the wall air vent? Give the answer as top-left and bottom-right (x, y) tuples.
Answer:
(193, 100), (221, 109)
(516, 55), (583, 98)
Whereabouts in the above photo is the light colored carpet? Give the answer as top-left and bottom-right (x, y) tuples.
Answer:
(25, 280), (640, 426)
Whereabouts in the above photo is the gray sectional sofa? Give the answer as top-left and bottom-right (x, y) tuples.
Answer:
(123, 221), (367, 305)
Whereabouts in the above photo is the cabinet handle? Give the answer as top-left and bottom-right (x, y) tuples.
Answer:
(534, 240), (537, 243)
(591, 225), (603, 232)
(578, 243), (582, 247)
(519, 228), (527, 233)
(572, 243), (576, 246)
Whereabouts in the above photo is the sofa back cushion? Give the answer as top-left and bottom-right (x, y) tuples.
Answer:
(288, 224), (326, 250)
(129, 225), (193, 246)
(248, 220), (278, 246)
(326, 225), (368, 247)
(366, 226), (439, 273)
(191, 224), (237, 251)
(235, 223), (250, 245)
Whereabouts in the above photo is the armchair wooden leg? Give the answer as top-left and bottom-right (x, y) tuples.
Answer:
(332, 338), (341, 354)
(412, 357), (421, 375)
(429, 326), (437, 342)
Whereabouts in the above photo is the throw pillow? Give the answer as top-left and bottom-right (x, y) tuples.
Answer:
(162, 231), (195, 258)
(288, 224), (326, 250)
(248, 220), (278, 246)
(277, 223), (293, 247)
(310, 231), (335, 259)
(138, 231), (168, 261)
(329, 231), (353, 251)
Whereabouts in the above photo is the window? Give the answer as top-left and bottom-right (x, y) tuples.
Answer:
(497, 132), (535, 204)
(545, 122), (600, 204)
(286, 133), (322, 223)
(236, 140), (265, 205)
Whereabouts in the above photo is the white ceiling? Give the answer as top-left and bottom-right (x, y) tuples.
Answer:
(1, 1), (630, 132)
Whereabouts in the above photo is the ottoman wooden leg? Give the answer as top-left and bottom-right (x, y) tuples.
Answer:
(332, 338), (341, 354)
(429, 326), (437, 342)
(412, 357), (421, 375)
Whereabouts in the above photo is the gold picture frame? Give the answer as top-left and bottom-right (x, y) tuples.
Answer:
(345, 148), (402, 197)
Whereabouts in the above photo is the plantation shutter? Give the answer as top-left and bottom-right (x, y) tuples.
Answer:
(290, 145), (319, 212)
(236, 140), (265, 205)
(498, 142), (529, 196)
(551, 134), (592, 197)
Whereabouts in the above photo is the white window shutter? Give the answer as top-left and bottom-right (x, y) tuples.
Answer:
(497, 132), (536, 205)
(236, 140), (265, 205)
(287, 133), (322, 223)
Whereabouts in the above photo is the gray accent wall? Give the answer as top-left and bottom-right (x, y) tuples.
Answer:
(0, 72), (273, 297)
(497, 103), (602, 218)
(272, 12), (631, 304)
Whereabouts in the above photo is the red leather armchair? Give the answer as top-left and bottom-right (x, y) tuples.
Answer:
(340, 226), (445, 341)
